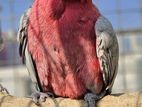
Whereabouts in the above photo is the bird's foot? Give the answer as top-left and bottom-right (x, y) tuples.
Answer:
(84, 90), (107, 107)
(0, 84), (9, 94)
(31, 92), (54, 105)
(84, 93), (100, 107)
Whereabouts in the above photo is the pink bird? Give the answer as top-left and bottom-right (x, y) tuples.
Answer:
(17, 0), (119, 107)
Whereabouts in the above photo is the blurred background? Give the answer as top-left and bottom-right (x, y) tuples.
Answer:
(0, 0), (142, 97)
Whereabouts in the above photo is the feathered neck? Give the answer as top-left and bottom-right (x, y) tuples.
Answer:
(63, 0), (92, 4)
(46, 0), (65, 19)
(47, 0), (93, 19)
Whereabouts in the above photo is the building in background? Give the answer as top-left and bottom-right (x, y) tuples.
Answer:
(0, 0), (142, 96)
(113, 29), (142, 93)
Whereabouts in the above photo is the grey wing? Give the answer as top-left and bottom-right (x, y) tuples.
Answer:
(17, 8), (40, 91)
(95, 16), (119, 92)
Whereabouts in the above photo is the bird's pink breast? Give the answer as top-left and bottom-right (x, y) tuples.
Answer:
(28, 0), (103, 98)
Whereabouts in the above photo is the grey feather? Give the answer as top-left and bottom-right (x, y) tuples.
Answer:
(17, 8), (40, 91)
(25, 45), (40, 91)
(95, 16), (119, 92)
(17, 8), (31, 62)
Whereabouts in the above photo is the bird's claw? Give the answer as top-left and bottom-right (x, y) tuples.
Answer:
(0, 84), (9, 94)
(31, 92), (54, 105)
(84, 93), (99, 107)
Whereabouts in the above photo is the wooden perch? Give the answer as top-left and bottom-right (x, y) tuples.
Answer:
(0, 92), (142, 107)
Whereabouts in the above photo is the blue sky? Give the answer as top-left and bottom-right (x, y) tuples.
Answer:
(0, 0), (141, 32)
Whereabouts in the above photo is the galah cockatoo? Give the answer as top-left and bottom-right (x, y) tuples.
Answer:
(17, 0), (119, 107)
